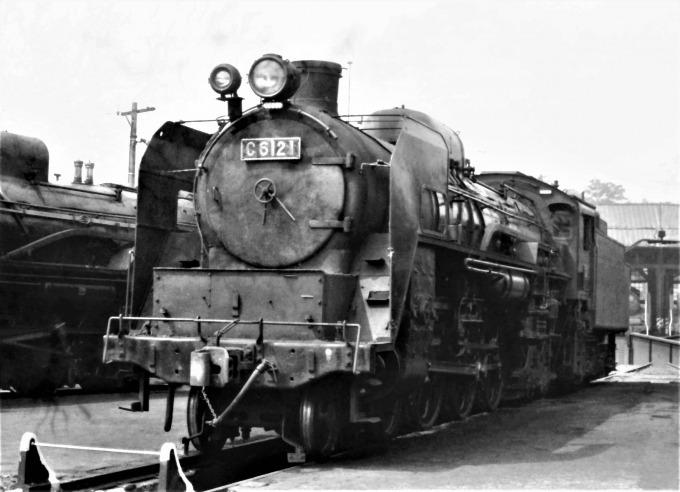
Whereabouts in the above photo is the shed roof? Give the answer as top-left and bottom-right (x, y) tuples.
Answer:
(596, 204), (679, 246)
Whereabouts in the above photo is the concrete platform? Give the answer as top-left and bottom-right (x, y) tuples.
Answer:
(228, 383), (679, 490)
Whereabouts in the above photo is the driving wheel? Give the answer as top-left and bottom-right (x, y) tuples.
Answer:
(477, 362), (503, 412)
(444, 377), (477, 421)
(408, 375), (444, 430)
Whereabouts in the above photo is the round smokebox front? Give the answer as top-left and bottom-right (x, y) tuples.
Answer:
(201, 113), (345, 267)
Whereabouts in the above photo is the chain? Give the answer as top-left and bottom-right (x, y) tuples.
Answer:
(200, 387), (218, 421)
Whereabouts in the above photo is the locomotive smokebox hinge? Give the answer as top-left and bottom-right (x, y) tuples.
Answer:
(212, 187), (222, 210)
(309, 216), (353, 233)
(311, 152), (355, 170)
(195, 159), (208, 174)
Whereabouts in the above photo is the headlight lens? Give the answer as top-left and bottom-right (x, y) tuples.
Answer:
(250, 59), (286, 97)
(208, 64), (242, 96)
(214, 69), (232, 89)
(248, 54), (300, 101)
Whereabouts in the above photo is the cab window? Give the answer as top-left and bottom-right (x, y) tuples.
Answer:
(552, 210), (573, 238)
(549, 204), (575, 239)
(582, 214), (595, 251)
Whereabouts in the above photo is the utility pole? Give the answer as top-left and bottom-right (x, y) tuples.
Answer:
(118, 102), (155, 187)
(347, 61), (353, 116)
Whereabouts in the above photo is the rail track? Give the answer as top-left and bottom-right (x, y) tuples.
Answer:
(15, 433), (293, 491)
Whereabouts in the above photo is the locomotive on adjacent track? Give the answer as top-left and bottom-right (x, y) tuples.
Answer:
(103, 54), (629, 458)
(0, 131), (195, 394)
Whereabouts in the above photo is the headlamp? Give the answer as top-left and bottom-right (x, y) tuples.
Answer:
(208, 64), (242, 96)
(248, 54), (300, 101)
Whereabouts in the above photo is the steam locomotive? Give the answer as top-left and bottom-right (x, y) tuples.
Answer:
(0, 131), (195, 394)
(103, 54), (629, 458)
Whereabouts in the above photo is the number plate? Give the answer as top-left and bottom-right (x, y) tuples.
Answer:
(241, 137), (301, 161)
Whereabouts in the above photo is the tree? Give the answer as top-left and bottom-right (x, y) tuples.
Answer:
(583, 179), (628, 205)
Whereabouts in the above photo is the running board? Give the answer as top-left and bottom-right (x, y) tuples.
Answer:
(429, 361), (478, 376)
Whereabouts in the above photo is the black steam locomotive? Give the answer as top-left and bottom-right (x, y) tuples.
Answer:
(103, 54), (629, 458)
(0, 131), (195, 394)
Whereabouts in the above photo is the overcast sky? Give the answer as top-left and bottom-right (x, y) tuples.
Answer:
(1, 0), (678, 203)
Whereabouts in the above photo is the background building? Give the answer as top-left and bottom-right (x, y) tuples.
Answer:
(597, 204), (679, 337)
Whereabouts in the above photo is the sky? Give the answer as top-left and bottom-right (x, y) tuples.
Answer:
(0, 0), (678, 203)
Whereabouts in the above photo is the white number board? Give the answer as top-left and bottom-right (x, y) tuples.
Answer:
(241, 137), (301, 161)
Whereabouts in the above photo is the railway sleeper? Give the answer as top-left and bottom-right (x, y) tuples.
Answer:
(15, 431), (293, 492)
(16, 432), (191, 492)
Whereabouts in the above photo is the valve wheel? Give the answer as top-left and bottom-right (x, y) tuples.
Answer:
(253, 178), (276, 203)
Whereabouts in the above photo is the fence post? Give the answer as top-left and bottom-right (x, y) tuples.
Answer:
(16, 433), (60, 491)
(158, 443), (194, 492)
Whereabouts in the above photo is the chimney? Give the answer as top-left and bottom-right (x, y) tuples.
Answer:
(84, 161), (94, 185)
(290, 60), (342, 116)
(72, 160), (83, 184)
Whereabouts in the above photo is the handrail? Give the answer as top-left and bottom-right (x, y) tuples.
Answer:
(124, 250), (135, 316)
(350, 320), (362, 374)
(2, 229), (131, 260)
(107, 315), (361, 328)
(36, 181), (123, 199)
(464, 257), (536, 276)
(103, 316), (362, 363)
(0, 198), (134, 220)
(629, 332), (680, 346)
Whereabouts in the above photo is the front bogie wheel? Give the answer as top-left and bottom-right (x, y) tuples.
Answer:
(187, 387), (237, 454)
(375, 395), (404, 442)
(299, 381), (346, 458)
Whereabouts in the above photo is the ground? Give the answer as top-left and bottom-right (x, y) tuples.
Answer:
(1, 381), (678, 490)
(232, 382), (679, 490)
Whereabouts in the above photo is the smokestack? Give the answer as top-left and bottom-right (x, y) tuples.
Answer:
(72, 160), (83, 184)
(291, 60), (342, 116)
(84, 161), (94, 185)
